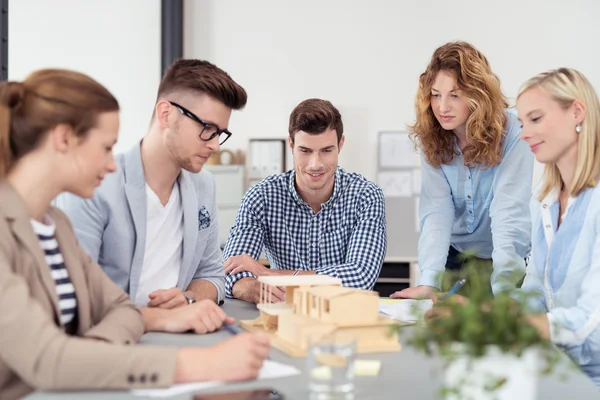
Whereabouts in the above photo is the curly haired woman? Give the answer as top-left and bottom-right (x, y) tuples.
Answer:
(392, 41), (534, 299)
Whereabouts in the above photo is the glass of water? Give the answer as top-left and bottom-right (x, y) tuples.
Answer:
(307, 333), (356, 399)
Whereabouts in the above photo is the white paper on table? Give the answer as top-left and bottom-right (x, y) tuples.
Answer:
(379, 299), (433, 322)
(131, 360), (300, 398)
(377, 171), (412, 198)
(270, 141), (284, 175)
(249, 141), (263, 177)
(379, 132), (419, 168)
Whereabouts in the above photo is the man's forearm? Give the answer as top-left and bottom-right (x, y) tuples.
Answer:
(232, 277), (259, 303)
(232, 271), (316, 303)
(314, 261), (382, 289)
(141, 307), (170, 332)
(186, 279), (218, 302)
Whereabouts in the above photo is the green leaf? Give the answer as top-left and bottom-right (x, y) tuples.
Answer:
(396, 250), (564, 396)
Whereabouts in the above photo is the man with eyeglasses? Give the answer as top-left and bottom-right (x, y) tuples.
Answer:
(56, 59), (245, 334)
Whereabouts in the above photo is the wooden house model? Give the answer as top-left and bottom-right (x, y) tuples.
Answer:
(239, 275), (402, 356)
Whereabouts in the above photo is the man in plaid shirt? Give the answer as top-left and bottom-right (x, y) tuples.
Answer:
(223, 99), (387, 303)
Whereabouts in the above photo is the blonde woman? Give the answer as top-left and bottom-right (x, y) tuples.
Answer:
(392, 42), (534, 299)
(0, 69), (269, 400)
(514, 68), (600, 385)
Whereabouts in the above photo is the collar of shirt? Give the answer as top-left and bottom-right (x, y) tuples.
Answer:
(287, 167), (343, 211)
(30, 214), (57, 234)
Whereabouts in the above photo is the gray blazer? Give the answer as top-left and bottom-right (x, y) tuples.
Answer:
(55, 142), (225, 302)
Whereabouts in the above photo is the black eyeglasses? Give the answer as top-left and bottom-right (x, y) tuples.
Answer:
(169, 101), (232, 145)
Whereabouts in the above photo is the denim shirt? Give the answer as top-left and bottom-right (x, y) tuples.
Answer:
(417, 109), (534, 294)
(518, 184), (600, 386)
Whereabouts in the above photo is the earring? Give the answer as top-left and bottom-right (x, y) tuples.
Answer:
(576, 124), (582, 133)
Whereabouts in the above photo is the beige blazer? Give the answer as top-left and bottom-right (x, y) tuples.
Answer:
(0, 182), (177, 400)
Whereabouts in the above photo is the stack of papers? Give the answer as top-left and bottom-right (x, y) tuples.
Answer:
(132, 360), (300, 398)
(379, 299), (434, 322)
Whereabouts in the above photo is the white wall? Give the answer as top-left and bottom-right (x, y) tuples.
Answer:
(9, 0), (161, 154)
(184, 0), (600, 187)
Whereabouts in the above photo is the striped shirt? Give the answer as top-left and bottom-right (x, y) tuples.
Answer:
(30, 217), (77, 329)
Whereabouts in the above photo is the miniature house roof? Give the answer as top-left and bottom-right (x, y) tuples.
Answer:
(258, 275), (342, 287)
(300, 285), (378, 300)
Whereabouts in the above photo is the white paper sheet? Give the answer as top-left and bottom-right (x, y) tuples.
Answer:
(132, 360), (301, 398)
(249, 140), (263, 177)
(379, 299), (433, 322)
(377, 171), (412, 198)
(379, 132), (419, 168)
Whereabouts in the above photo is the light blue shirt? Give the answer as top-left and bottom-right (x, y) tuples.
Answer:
(417, 109), (533, 294)
(517, 184), (600, 386)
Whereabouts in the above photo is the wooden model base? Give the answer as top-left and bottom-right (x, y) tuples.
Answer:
(239, 316), (404, 358)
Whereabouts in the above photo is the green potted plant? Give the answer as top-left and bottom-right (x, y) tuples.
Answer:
(402, 252), (564, 400)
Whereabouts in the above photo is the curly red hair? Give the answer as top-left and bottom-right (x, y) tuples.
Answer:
(408, 41), (508, 168)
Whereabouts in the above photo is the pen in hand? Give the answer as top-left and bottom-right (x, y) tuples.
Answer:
(222, 323), (271, 359)
(439, 279), (466, 302)
(222, 323), (242, 335)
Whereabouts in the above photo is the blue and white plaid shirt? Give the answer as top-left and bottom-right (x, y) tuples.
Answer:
(223, 167), (387, 298)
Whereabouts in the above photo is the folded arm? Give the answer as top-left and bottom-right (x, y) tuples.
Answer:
(313, 187), (387, 290)
(223, 186), (267, 299)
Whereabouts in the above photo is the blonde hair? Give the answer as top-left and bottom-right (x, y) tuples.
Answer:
(517, 68), (600, 200)
(408, 41), (508, 168)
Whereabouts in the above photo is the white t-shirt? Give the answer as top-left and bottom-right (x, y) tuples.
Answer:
(133, 183), (183, 306)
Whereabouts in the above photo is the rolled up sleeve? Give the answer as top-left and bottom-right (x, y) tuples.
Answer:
(223, 186), (266, 298)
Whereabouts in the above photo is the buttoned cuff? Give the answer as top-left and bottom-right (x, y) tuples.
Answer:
(125, 346), (178, 389)
(315, 265), (338, 278)
(225, 272), (257, 298)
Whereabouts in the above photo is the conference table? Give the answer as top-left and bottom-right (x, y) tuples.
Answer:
(26, 299), (599, 399)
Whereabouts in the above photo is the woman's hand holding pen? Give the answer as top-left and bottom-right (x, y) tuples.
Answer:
(425, 292), (470, 321)
(174, 333), (271, 383)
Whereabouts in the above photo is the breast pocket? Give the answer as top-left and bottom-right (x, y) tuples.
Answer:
(197, 206), (211, 231)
